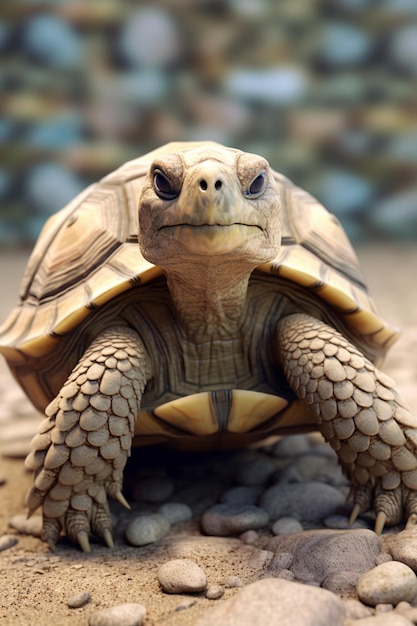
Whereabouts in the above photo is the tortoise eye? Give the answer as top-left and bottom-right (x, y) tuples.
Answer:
(153, 170), (178, 200)
(247, 173), (266, 197)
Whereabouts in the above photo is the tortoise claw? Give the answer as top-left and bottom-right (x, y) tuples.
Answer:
(374, 511), (387, 535)
(115, 491), (131, 510)
(102, 528), (114, 549)
(77, 530), (91, 553)
(405, 513), (417, 530)
(349, 503), (361, 527)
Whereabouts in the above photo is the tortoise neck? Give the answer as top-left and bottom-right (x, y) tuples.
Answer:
(164, 261), (253, 343)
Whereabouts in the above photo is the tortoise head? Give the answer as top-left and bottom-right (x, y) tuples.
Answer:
(138, 145), (281, 269)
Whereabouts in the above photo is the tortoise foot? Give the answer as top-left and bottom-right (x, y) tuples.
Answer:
(24, 326), (146, 551)
(279, 313), (417, 532)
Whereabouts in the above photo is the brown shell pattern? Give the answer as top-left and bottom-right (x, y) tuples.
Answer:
(0, 141), (398, 371)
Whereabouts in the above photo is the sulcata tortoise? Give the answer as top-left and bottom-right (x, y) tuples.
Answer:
(1, 141), (417, 552)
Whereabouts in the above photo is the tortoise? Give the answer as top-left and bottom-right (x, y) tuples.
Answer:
(1, 141), (417, 553)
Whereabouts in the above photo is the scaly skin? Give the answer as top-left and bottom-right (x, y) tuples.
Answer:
(25, 326), (146, 552)
(278, 313), (417, 533)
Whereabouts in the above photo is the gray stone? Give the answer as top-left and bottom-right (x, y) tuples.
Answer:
(88, 603), (146, 626)
(234, 456), (275, 486)
(206, 585), (224, 600)
(125, 513), (170, 546)
(260, 481), (344, 522)
(0, 535), (18, 551)
(382, 528), (417, 571)
(317, 23), (373, 67)
(158, 502), (192, 524)
(270, 435), (311, 457)
(194, 578), (345, 626)
(321, 571), (360, 596)
(357, 561), (417, 606)
(201, 503), (269, 536)
(343, 598), (373, 619)
(67, 591), (92, 608)
(272, 517), (303, 535)
(158, 558), (207, 594)
(267, 529), (381, 585)
(220, 485), (263, 505)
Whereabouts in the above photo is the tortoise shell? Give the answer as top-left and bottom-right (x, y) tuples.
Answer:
(0, 141), (398, 416)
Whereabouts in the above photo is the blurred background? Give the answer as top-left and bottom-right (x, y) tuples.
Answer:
(0, 0), (417, 245)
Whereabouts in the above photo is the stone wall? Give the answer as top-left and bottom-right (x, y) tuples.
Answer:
(1, 0), (416, 243)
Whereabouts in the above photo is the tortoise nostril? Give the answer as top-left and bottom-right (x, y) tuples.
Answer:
(199, 179), (208, 191)
(215, 180), (222, 190)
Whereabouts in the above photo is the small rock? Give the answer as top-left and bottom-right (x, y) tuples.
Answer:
(194, 578), (346, 626)
(175, 598), (197, 611)
(224, 575), (243, 588)
(357, 561), (417, 606)
(234, 456), (275, 486)
(271, 435), (311, 457)
(132, 476), (174, 502)
(206, 585), (224, 600)
(260, 481), (344, 522)
(280, 453), (346, 487)
(268, 552), (294, 571)
(220, 485), (263, 505)
(67, 591), (91, 609)
(343, 598), (373, 619)
(322, 571), (360, 596)
(267, 529), (381, 586)
(0, 535), (18, 551)
(201, 503), (269, 536)
(88, 603), (146, 626)
(158, 558), (207, 594)
(9, 515), (42, 537)
(158, 502), (192, 524)
(383, 528), (417, 570)
(240, 530), (259, 544)
(125, 513), (170, 546)
(272, 517), (303, 535)
(375, 603), (394, 613)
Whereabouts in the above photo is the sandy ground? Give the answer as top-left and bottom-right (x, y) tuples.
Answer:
(0, 243), (416, 626)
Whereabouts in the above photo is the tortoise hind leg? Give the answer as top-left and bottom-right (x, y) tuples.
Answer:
(25, 325), (147, 552)
(277, 312), (417, 533)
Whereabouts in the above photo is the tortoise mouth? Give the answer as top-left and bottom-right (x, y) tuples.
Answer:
(157, 223), (265, 254)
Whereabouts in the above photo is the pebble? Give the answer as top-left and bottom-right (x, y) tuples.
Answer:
(88, 603), (146, 626)
(267, 529), (381, 585)
(357, 561), (417, 606)
(240, 529), (259, 544)
(125, 513), (170, 546)
(270, 435), (311, 457)
(194, 578), (346, 626)
(9, 515), (43, 537)
(67, 591), (92, 609)
(323, 514), (369, 530)
(0, 535), (18, 551)
(280, 453), (347, 487)
(272, 517), (303, 535)
(132, 476), (174, 502)
(158, 558), (207, 594)
(233, 456), (276, 486)
(260, 481), (344, 522)
(382, 528), (417, 570)
(224, 575), (243, 588)
(206, 585), (224, 600)
(344, 598), (373, 619)
(220, 485), (263, 505)
(158, 502), (192, 524)
(201, 503), (269, 536)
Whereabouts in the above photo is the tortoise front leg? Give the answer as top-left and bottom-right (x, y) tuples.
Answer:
(278, 313), (417, 533)
(25, 326), (147, 552)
